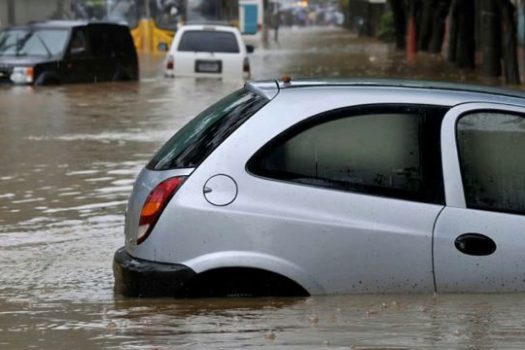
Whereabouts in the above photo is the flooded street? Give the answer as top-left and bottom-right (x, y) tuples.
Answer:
(2, 27), (525, 349)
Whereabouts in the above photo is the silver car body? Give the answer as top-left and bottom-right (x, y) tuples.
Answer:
(120, 79), (525, 295)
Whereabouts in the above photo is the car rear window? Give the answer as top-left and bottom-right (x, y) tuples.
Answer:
(177, 30), (240, 53)
(147, 88), (268, 170)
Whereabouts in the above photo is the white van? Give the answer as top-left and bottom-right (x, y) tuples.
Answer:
(164, 24), (253, 80)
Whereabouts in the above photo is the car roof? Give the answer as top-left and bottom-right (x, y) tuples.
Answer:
(246, 78), (525, 104)
(178, 24), (240, 33)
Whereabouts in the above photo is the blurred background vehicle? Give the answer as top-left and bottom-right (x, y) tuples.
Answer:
(0, 20), (138, 85)
(0, 0), (282, 53)
(70, 0), (186, 54)
(164, 24), (253, 80)
(70, 0), (242, 54)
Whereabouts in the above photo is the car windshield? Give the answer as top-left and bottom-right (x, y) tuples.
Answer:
(0, 28), (69, 57)
(147, 88), (268, 170)
(178, 30), (240, 53)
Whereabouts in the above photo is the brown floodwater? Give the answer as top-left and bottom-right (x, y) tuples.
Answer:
(2, 27), (525, 349)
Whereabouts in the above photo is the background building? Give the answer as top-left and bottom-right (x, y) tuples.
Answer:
(0, 0), (72, 27)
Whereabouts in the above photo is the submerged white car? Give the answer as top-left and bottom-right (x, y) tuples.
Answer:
(114, 79), (525, 297)
(164, 24), (253, 80)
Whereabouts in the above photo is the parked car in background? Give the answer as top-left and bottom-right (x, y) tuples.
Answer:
(114, 78), (525, 297)
(163, 24), (253, 80)
(0, 21), (138, 85)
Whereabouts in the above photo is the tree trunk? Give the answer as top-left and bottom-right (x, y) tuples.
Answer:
(406, 19), (417, 61)
(500, 0), (520, 84)
(428, 0), (452, 53)
(418, 0), (436, 51)
(455, 0), (475, 69)
(406, 0), (418, 60)
(447, 0), (459, 62)
(389, 0), (406, 50)
(413, 0), (424, 48)
(481, 0), (501, 77)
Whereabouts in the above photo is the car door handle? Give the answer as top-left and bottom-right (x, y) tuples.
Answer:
(454, 233), (497, 256)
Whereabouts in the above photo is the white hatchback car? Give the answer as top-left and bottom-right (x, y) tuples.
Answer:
(164, 24), (252, 80)
(114, 79), (525, 298)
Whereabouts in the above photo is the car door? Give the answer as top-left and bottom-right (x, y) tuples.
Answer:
(434, 103), (525, 292)
(63, 27), (95, 83)
(88, 26), (116, 82)
(242, 105), (447, 293)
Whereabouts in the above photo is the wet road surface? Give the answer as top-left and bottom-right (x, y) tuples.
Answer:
(2, 27), (525, 349)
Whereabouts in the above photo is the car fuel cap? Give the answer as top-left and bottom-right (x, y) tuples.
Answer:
(203, 174), (238, 206)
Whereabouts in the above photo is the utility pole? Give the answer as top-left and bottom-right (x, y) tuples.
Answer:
(56, 0), (65, 19)
(7, 0), (15, 25)
(263, 0), (270, 46)
(145, 0), (151, 18)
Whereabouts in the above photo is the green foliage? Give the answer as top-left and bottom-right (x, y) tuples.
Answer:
(378, 11), (395, 42)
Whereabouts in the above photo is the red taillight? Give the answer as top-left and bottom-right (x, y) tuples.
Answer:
(137, 176), (186, 245)
(166, 55), (174, 70)
(257, 24), (262, 32)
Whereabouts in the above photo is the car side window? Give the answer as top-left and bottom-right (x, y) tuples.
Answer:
(69, 29), (89, 58)
(457, 112), (525, 215)
(248, 106), (446, 204)
(89, 26), (130, 59)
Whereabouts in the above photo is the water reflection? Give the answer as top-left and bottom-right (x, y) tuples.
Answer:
(1, 26), (525, 349)
(2, 294), (525, 349)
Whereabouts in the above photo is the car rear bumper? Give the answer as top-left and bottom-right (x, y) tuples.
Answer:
(113, 247), (196, 297)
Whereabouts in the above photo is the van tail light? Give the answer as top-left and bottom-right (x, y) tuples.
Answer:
(166, 55), (174, 70)
(257, 24), (262, 32)
(137, 176), (186, 245)
(243, 57), (250, 74)
(26, 67), (34, 83)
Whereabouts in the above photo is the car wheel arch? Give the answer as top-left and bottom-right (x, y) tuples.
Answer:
(183, 251), (325, 296)
(35, 72), (61, 86)
(183, 267), (310, 297)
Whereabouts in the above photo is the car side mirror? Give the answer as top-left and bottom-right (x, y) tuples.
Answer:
(158, 42), (169, 52)
(246, 44), (255, 54)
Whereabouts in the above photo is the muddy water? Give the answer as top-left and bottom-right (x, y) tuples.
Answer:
(2, 27), (525, 349)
